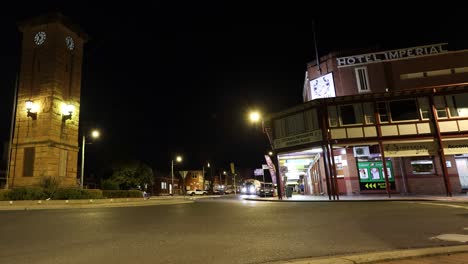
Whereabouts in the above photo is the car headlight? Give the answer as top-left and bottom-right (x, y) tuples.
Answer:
(249, 186), (255, 193)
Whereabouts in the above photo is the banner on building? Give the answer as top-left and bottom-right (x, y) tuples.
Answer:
(264, 155), (277, 185)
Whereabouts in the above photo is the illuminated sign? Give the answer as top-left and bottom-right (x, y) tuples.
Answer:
(254, 168), (264, 176)
(336, 43), (448, 67)
(309, 72), (336, 100)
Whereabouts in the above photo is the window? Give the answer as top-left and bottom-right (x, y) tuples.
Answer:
(411, 160), (434, 174)
(418, 97), (430, 120)
(340, 104), (363, 125)
(274, 118), (286, 138)
(355, 67), (370, 93)
(304, 109), (319, 131)
(426, 69), (451, 77)
(434, 96), (447, 118)
(161, 182), (167, 189)
(400, 72), (425, 80)
(389, 99), (419, 121)
(328, 106), (338, 127)
(447, 93), (468, 117)
(286, 113), (305, 135)
(23, 147), (35, 177)
(377, 102), (389, 123)
(192, 175), (197, 179)
(362, 102), (374, 124)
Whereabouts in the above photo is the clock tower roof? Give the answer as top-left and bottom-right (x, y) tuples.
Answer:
(18, 12), (88, 42)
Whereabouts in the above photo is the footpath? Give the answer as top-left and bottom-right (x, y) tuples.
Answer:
(0, 195), (218, 210)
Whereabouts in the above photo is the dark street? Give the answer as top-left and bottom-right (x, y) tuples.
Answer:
(0, 197), (467, 264)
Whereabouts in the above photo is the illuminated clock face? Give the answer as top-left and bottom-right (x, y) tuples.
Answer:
(34, 31), (46, 45)
(65, 36), (74, 50)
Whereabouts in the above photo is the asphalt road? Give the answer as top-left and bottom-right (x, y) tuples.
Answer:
(0, 197), (467, 264)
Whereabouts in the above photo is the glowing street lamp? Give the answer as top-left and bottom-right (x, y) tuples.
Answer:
(81, 129), (100, 189)
(171, 155), (182, 195)
(249, 111), (261, 123)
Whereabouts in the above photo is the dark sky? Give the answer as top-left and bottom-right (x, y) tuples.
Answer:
(0, 3), (466, 173)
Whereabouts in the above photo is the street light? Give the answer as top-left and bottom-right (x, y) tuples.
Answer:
(248, 110), (283, 200)
(81, 129), (100, 189)
(171, 155), (182, 195)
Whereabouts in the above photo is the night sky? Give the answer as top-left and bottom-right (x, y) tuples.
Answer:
(0, 3), (466, 174)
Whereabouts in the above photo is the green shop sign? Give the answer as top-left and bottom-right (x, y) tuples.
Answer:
(358, 161), (396, 191)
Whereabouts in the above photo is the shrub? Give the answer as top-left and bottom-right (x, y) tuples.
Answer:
(8, 187), (47, 200)
(53, 188), (84, 200)
(101, 179), (120, 190)
(0, 190), (11, 201)
(83, 189), (103, 199)
(40, 176), (60, 198)
(103, 190), (142, 198)
(49, 188), (103, 200)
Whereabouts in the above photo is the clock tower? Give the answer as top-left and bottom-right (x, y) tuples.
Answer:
(8, 13), (88, 187)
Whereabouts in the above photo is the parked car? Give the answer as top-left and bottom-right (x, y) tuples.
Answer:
(257, 183), (275, 197)
(224, 185), (235, 194)
(186, 189), (208, 196)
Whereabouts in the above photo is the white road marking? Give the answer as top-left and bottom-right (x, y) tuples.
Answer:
(431, 234), (468, 243)
(414, 202), (468, 210)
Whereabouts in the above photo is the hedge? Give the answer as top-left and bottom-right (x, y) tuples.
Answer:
(102, 190), (143, 198)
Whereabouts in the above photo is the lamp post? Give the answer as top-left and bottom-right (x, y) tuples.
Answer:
(171, 155), (182, 195)
(249, 110), (283, 200)
(81, 129), (100, 189)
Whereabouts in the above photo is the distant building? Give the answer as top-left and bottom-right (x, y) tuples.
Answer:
(152, 176), (176, 196)
(266, 43), (468, 197)
(185, 170), (205, 191)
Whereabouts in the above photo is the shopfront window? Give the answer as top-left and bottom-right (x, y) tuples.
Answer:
(410, 160), (434, 174)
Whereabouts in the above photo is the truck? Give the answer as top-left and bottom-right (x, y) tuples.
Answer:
(241, 179), (261, 195)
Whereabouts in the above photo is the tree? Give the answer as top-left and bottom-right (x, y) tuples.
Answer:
(109, 160), (154, 190)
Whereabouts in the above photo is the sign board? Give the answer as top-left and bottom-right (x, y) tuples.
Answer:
(383, 142), (436, 157)
(274, 130), (322, 149)
(336, 43), (448, 67)
(443, 140), (468, 155)
(179, 171), (188, 179)
(309, 72), (336, 100)
(254, 168), (264, 176)
(358, 161), (395, 191)
(230, 162), (235, 174)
